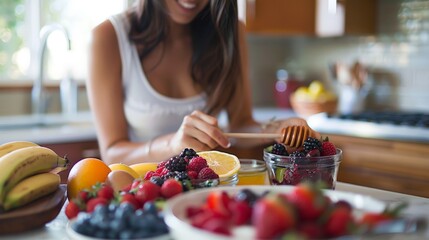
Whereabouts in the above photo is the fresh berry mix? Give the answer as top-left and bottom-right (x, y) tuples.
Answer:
(265, 137), (340, 189)
(144, 148), (219, 189)
(72, 202), (168, 239)
(185, 182), (407, 239)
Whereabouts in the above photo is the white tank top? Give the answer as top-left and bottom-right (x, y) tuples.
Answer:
(109, 13), (207, 142)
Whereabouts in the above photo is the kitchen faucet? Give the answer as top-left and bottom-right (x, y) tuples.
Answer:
(31, 23), (72, 116)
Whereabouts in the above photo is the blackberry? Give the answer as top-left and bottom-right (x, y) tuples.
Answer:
(271, 143), (288, 156)
(165, 156), (187, 172)
(150, 176), (164, 186)
(235, 189), (259, 206)
(179, 148), (198, 159)
(174, 171), (190, 181)
(303, 137), (322, 152)
(289, 151), (306, 158)
(162, 171), (177, 180)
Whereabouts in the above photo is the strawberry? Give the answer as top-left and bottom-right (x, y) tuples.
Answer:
(321, 141), (337, 156)
(160, 178), (183, 199)
(359, 202), (407, 229)
(135, 181), (161, 204)
(120, 193), (140, 209)
(77, 190), (90, 203)
(97, 185), (114, 200)
(200, 218), (231, 236)
(198, 167), (219, 180)
(298, 222), (324, 239)
(287, 182), (329, 221)
(252, 194), (296, 239)
(65, 200), (81, 219)
(187, 156), (208, 172)
(228, 200), (252, 225)
(324, 205), (354, 237)
(207, 191), (232, 217)
(86, 197), (108, 213)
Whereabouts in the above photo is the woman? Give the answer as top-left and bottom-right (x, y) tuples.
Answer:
(87, 0), (311, 165)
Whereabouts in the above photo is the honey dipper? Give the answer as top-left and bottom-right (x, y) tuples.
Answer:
(224, 125), (315, 148)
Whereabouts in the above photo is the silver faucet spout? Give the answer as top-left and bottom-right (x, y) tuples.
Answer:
(31, 24), (71, 116)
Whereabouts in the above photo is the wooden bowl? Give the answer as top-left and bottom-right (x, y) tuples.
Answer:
(290, 95), (338, 118)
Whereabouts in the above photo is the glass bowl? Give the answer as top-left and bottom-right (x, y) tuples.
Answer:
(263, 148), (342, 189)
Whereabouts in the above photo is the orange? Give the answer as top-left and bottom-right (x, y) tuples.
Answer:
(108, 163), (139, 179)
(67, 158), (111, 200)
(197, 151), (240, 178)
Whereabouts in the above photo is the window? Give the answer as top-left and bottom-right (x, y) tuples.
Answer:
(0, 0), (134, 83)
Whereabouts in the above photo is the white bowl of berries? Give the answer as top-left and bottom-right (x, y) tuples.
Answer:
(264, 137), (342, 189)
(163, 183), (394, 240)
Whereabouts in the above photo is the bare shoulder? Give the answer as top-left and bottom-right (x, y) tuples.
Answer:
(90, 19), (118, 50)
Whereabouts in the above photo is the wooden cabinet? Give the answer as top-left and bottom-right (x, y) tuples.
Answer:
(327, 134), (429, 198)
(241, 0), (377, 36)
(41, 140), (100, 183)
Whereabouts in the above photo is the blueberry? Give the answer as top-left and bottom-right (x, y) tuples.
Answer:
(143, 202), (158, 215)
(119, 230), (133, 239)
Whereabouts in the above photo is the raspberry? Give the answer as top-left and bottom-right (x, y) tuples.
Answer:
(157, 160), (168, 169)
(198, 167), (219, 180)
(161, 179), (183, 199)
(144, 171), (156, 180)
(187, 171), (198, 179)
(306, 149), (321, 157)
(321, 141), (337, 156)
(187, 156), (208, 172)
(271, 143), (289, 156)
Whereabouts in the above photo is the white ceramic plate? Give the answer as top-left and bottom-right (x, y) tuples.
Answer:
(164, 185), (386, 240)
(66, 219), (171, 240)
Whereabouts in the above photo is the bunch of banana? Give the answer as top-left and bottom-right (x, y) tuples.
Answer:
(0, 141), (69, 211)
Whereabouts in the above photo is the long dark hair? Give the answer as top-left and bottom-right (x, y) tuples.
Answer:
(127, 0), (241, 115)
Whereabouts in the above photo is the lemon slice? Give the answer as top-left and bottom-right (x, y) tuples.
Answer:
(109, 163), (140, 179)
(197, 151), (240, 178)
(129, 162), (159, 178)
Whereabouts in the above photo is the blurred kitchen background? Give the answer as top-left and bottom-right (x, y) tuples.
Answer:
(0, 0), (428, 116)
(1, 0), (429, 197)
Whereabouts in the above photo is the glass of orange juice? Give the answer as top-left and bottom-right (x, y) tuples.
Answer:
(237, 159), (267, 185)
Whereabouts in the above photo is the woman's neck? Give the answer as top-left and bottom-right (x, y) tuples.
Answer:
(166, 18), (191, 41)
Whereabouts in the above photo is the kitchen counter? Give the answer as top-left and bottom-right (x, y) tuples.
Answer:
(0, 112), (96, 145)
(0, 108), (297, 145)
(1, 182), (428, 240)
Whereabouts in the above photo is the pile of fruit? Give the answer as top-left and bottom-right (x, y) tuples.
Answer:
(0, 141), (68, 211)
(143, 148), (221, 189)
(292, 80), (337, 103)
(185, 182), (407, 239)
(265, 137), (339, 188)
(64, 148), (240, 239)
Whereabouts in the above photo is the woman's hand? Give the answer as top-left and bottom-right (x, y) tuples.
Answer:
(264, 117), (321, 142)
(168, 110), (230, 154)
